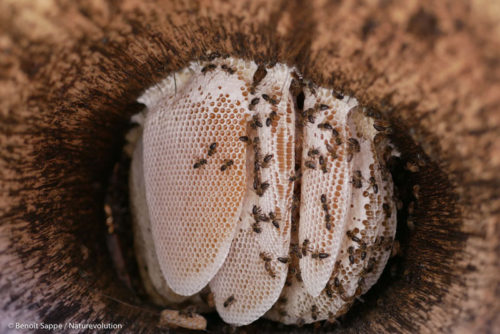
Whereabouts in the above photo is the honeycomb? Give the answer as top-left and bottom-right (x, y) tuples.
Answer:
(209, 64), (296, 325)
(141, 63), (250, 296)
(130, 57), (397, 326)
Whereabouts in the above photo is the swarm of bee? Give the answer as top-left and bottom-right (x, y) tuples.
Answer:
(127, 55), (397, 328)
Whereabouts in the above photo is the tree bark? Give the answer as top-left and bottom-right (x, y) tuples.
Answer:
(0, 0), (498, 332)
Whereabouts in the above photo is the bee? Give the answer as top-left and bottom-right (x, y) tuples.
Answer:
(263, 153), (274, 166)
(252, 205), (262, 221)
(319, 104), (329, 111)
(320, 194), (328, 213)
(252, 65), (267, 88)
(277, 256), (290, 264)
(260, 252), (276, 278)
(373, 132), (386, 146)
(201, 63), (216, 74)
(325, 143), (338, 160)
(346, 230), (362, 243)
(223, 295), (235, 308)
(264, 262), (276, 278)
(221, 64), (236, 74)
(351, 170), (363, 188)
(347, 138), (360, 152)
(269, 211), (280, 229)
(333, 90), (344, 100)
(193, 158), (207, 169)
(220, 159), (234, 172)
(301, 239), (311, 256)
(307, 81), (316, 95)
(295, 268), (303, 282)
(207, 51), (220, 61)
(260, 252), (272, 262)
(373, 119), (392, 134)
(252, 222), (262, 233)
(368, 176), (378, 193)
(335, 137), (343, 146)
(304, 160), (316, 169)
(327, 311), (337, 324)
(366, 257), (376, 273)
(348, 246), (355, 264)
(319, 155), (328, 173)
(249, 97), (260, 111)
(307, 148), (320, 157)
(239, 135), (249, 143)
(347, 138), (360, 162)
(364, 108), (381, 119)
(312, 252), (330, 260)
(254, 160), (261, 172)
(325, 282), (334, 298)
(266, 110), (278, 126)
(303, 108), (316, 124)
(290, 243), (302, 259)
(311, 305), (318, 321)
(334, 276), (341, 288)
(382, 202), (392, 218)
(289, 78), (303, 97)
(262, 94), (270, 102)
(255, 180), (270, 196)
(320, 194), (327, 204)
(317, 122), (333, 131)
(258, 213), (270, 223)
(325, 214), (332, 231)
(250, 115), (263, 129)
(207, 142), (217, 156)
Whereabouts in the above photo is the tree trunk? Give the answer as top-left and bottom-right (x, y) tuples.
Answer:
(0, 0), (499, 332)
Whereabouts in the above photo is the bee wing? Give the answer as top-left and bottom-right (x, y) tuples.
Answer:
(298, 88), (358, 297)
(210, 65), (295, 325)
(140, 67), (249, 296)
(266, 107), (397, 325)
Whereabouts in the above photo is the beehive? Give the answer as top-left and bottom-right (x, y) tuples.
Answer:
(129, 57), (397, 326)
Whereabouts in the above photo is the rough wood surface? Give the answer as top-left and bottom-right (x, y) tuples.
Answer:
(0, 0), (498, 333)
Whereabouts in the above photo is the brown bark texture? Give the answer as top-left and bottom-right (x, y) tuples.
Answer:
(0, 0), (499, 333)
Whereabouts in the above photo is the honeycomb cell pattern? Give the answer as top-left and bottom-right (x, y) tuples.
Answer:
(298, 87), (358, 298)
(132, 57), (397, 326)
(209, 64), (296, 325)
(142, 66), (249, 296)
(266, 107), (396, 324)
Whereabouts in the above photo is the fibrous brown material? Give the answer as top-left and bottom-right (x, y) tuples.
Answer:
(0, 0), (499, 333)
